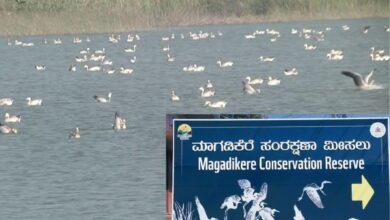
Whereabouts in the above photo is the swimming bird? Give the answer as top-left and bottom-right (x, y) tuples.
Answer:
(5, 113), (21, 123)
(84, 65), (101, 72)
(245, 76), (263, 85)
(258, 56), (275, 62)
(298, 180), (332, 209)
(284, 68), (298, 76)
(199, 87), (215, 98)
(195, 196), (218, 220)
(267, 77), (281, 86)
(68, 127), (81, 139)
(119, 67), (134, 74)
(217, 60), (234, 67)
(243, 80), (260, 95)
(220, 195), (241, 220)
(124, 45), (136, 53)
(69, 64), (76, 72)
(171, 90), (180, 101)
(0, 123), (17, 134)
(167, 54), (175, 62)
(94, 93), (112, 103)
(293, 205), (305, 220)
(130, 56), (136, 63)
(163, 45), (170, 51)
(26, 97), (42, 106)
(204, 101), (227, 108)
(105, 68), (115, 75)
(0, 98), (13, 106)
(362, 26), (370, 34)
(35, 65), (46, 71)
(205, 80), (213, 89)
(341, 69), (382, 90)
(304, 44), (317, 50)
(113, 112), (126, 130)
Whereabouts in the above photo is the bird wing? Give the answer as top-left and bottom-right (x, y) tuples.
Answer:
(258, 182), (268, 201)
(238, 179), (251, 189)
(364, 70), (374, 84)
(341, 71), (364, 87)
(306, 189), (324, 209)
(195, 196), (209, 220)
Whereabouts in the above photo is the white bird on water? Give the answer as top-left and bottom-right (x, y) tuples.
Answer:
(35, 65), (46, 71)
(220, 195), (241, 220)
(199, 87), (215, 98)
(245, 76), (263, 85)
(341, 69), (382, 90)
(267, 77), (281, 86)
(26, 97), (42, 106)
(171, 90), (180, 101)
(243, 80), (260, 95)
(0, 123), (17, 134)
(68, 127), (81, 139)
(94, 93), (112, 103)
(205, 80), (213, 89)
(204, 101), (227, 108)
(293, 205), (305, 220)
(0, 98), (13, 106)
(195, 196), (218, 220)
(298, 180), (332, 209)
(113, 112), (126, 130)
(217, 60), (234, 67)
(5, 113), (21, 123)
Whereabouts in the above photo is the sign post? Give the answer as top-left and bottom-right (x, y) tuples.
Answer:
(168, 116), (389, 220)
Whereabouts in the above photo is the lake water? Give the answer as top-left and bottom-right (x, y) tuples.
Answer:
(0, 18), (389, 219)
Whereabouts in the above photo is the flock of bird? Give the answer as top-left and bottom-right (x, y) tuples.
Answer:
(190, 179), (359, 220)
(1, 23), (388, 138)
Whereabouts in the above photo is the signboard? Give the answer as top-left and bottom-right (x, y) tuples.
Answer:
(167, 115), (389, 220)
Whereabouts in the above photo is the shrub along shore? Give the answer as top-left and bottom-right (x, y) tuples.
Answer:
(0, 0), (388, 36)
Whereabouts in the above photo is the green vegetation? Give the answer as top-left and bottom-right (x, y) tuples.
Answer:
(0, 0), (388, 36)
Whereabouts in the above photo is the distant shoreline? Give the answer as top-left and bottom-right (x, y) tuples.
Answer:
(0, 9), (388, 37)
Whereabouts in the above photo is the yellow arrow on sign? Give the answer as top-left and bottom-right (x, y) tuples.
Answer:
(351, 175), (374, 209)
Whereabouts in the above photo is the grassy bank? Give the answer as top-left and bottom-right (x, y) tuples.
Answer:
(0, 0), (388, 36)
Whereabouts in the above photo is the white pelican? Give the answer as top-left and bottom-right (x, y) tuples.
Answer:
(53, 38), (62, 44)
(167, 54), (175, 62)
(205, 80), (213, 88)
(75, 55), (88, 63)
(217, 60), (234, 67)
(284, 68), (298, 76)
(94, 48), (105, 54)
(0, 98), (13, 106)
(171, 90), (180, 101)
(130, 56), (136, 63)
(69, 64), (76, 72)
(94, 93), (112, 103)
(195, 196), (218, 220)
(84, 65), (101, 72)
(293, 205), (305, 220)
(163, 45), (170, 51)
(124, 45), (136, 53)
(199, 87), (215, 98)
(342, 25), (350, 30)
(221, 195), (241, 220)
(341, 69), (382, 90)
(119, 67), (134, 74)
(0, 123), (17, 134)
(298, 180), (332, 208)
(68, 127), (81, 139)
(26, 97), (42, 106)
(80, 48), (90, 54)
(246, 76), (263, 85)
(304, 44), (317, 50)
(5, 113), (21, 123)
(204, 100), (227, 108)
(35, 65), (46, 71)
(102, 59), (113, 65)
(243, 81), (260, 95)
(113, 112), (126, 130)
(267, 77), (281, 86)
(105, 68), (115, 75)
(258, 56), (275, 62)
